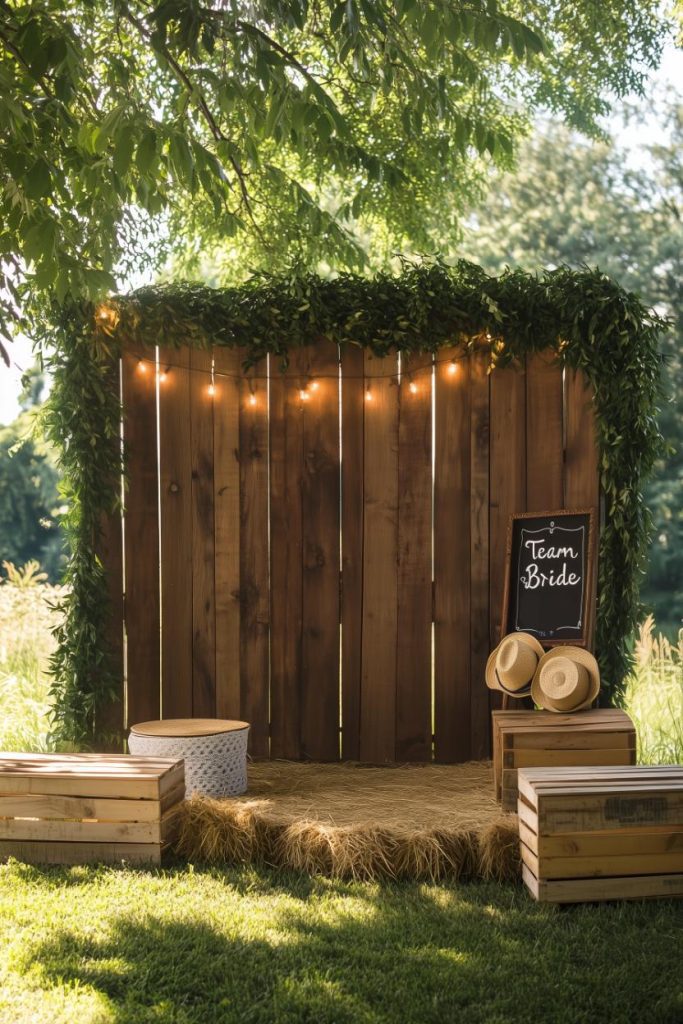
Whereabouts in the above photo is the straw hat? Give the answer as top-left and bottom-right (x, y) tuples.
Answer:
(531, 646), (600, 713)
(485, 632), (545, 697)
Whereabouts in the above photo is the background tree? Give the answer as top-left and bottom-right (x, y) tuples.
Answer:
(0, 0), (674, 355)
(0, 364), (64, 579)
(458, 104), (683, 635)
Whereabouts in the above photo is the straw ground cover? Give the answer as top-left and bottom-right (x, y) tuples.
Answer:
(0, 860), (681, 1024)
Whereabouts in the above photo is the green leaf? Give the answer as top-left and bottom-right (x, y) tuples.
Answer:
(136, 128), (157, 174)
(169, 134), (194, 187)
(24, 158), (53, 199)
(113, 125), (136, 178)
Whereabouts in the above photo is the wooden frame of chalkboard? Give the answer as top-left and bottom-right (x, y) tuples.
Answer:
(501, 508), (597, 648)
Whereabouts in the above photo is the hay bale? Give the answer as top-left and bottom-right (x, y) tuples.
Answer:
(174, 759), (520, 883)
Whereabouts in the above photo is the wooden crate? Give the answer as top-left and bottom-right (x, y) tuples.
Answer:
(492, 709), (636, 811)
(0, 753), (185, 866)
(518, 765), (683, 903)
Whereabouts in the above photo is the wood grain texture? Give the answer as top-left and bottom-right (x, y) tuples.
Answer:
(239, 357), (270, 756)
(360, 352), (399, 763)
(158, 345), (193, 719)
(564, 369), (600, 508)
(213, 347), (243, 719)
(340, 345), (364, 760)
(122, 347), (160, 727)
(269, 349), (304, 759)
(0, 840), (164, 866)
(565, 369), (600, 650)
(526, 352), (564, 511)
(469, 350), (490, 759)
(434, 350), (470, 763)
(97, 500), (125, 749)
(489, 363), (526, 646)
(301, 341), (341, 761)
(190, 348), (216, 717)
(396, 354), (432, 762)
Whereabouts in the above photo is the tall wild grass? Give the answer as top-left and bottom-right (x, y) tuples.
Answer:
(624, 614), (683, 764)
(0, 561), (64, 752)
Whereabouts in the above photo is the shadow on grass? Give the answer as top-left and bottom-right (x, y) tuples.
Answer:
(24, 865), (683, 1024)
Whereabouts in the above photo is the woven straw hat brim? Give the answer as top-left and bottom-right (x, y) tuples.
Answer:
(531, 646), (600, 712)
(485, 632), (544, 695)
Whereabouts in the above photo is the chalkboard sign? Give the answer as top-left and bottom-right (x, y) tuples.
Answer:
(501, 509), (596, 647)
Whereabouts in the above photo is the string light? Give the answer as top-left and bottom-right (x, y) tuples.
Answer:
(365, 384), (373, 401)
(137, 359), (147, 374)
(448, 359), (458, 376)
(409, 379), (418, 394)
(300, 387), (311, 402)
(159, 366), (170, 383)
(249, 392), (257, 406)
(310, 380), (319, 392)
(208, 356), (216, 397)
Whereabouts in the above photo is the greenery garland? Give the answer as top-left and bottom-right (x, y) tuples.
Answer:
(42, 258), (666, 748)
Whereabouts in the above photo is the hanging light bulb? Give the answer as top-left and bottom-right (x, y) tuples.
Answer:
(448, 358), (458, 376)
(365, 384), (373, 401)
(137, 359), (147, 374)
(159, 366), (170, 383)
(310, 380), (319, 392)
(249, 391), (257, 407)
(300, 387), (310, 402)
(409, 379), (418, 394)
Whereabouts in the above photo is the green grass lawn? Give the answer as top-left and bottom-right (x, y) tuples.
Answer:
(1, 860), (681, 1024)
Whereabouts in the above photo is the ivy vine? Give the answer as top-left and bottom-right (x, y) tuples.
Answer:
(42, 258), (666, 747)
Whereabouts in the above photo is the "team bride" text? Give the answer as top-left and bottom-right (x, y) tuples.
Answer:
(520, 539), (580, 590)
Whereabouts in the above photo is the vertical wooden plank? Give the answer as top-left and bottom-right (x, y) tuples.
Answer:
(190, 348), (216, 718)
(526, 352), (564, 511)
(301, 342), (341, 761)
(158, 346), (192, 719)
(434, 349), (470, 763)
(240, 357), (270, 756)
(470, 350), (490, 759)
(489, 363), (526, 647)
(565, 368), (600, 651)
(340, 345), (364, 761)
(396, 354), (432, 762)
(121, 347), (160, 727)
(269, 351), (304, 759)
(360, 352), (399, 763)
(96, 355), (124, 751)
(213, 347), (243, 719)
(565, 369), (600, 507)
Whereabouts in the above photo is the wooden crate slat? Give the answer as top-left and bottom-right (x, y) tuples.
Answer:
(0, 790), (183, 822)
(395, 354), (432, 762)
(434, 348), (471, 763)
(190, 347), (216, 717)
(504, 746), (636, 768)
(522, 863), (683, 904)
(520, 820), (683, 859)
(158, 345), (193, 718)
(360, 352), (399, 763)
(301, 341), (341, 761)
(521, 840), (683, 880)
(122, 347), (160, 725)
(0, 840), (165, 866)
(0, 812), (180, 845)
(469, 351), (490, 759)
(340, 345), (364, 761)
(269, 349), (304, 759)
(525, 352), (564, 510)
(238, 357), (270, 757)
(212, 347), (243, 719)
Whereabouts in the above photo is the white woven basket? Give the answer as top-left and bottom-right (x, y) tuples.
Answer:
(128, 722), (249, 798)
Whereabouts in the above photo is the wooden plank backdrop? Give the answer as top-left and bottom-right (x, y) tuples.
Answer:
(109, 344), (600, 762)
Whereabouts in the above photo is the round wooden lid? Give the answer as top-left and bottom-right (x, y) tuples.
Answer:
(129, 718), (249, 738)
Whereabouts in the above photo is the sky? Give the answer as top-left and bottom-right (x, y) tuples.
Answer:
(0, 41), (681, 426)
